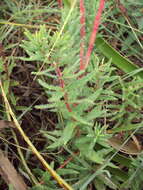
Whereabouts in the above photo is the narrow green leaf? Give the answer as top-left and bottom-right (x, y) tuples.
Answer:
(47, 139), (63, 149)
(94, 178), (106, 190)
(38, 79), (61, 91)
(111, 154), (131, 167)
(108, 167), (129, 181)
(57, 168), (79, 175)
(61, 122), (75, 145)
(48, 91), (64, 102)
(85, 106), (104, 121)
(35, 103), (56, 109)
(98, 174), (117, 190)
(71, 112), (92, 126)
(87, 151), (104, 164)
(110, 123), (143, 133)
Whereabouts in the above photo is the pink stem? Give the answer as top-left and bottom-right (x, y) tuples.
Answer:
(81, 0), (105, 70)
(79, 0), (86, 70)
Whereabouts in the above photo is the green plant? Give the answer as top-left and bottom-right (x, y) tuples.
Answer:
(1, 0), (143, 189)
(20, 0), (143, 189)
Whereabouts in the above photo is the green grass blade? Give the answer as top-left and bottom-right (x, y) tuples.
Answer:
(109, 123), (143, 133)
(95, 37), (143, 78)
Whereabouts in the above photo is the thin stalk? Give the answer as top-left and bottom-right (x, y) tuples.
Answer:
(57, 0), (63, 8)
(12, 131), (38, 185)
(0, 21), (56, 30)
(82, 0), (105, 70)
(53, 62), (72, 112)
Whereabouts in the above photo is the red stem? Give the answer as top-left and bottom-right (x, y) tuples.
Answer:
(79, 0), (86, 70)
(57, 0), (63, 8)
(58, 152), (79, 169)
(53, 62), (72, 112)
(81, 0), (105, 70)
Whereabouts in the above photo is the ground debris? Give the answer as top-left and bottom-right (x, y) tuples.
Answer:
(0, 149), (28, 190)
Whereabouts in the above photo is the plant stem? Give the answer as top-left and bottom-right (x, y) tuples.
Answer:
(58, 152), (79, 169)
(53, 62), (72, 112)
(57, 0), (63, 8)
(82, 0), (105, 70)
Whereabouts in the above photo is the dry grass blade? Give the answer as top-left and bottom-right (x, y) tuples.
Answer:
(0, 21), (57, 30)
(0, 120), (15, 130)
(0, 80), (74, 190)
(108, 136), (142, 155)
(0, 149), (28, 190)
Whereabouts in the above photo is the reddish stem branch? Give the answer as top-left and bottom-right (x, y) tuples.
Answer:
(81, 0), (105, 70)
(64, 93), (72, 112)
(115, 0), (127, 15)
(53, 62), (72, 112)
(79, 0), (86, 70)
(58, 152), (79, 169)
(57, 0), (63, 8)
(54, 64), (65, 89)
